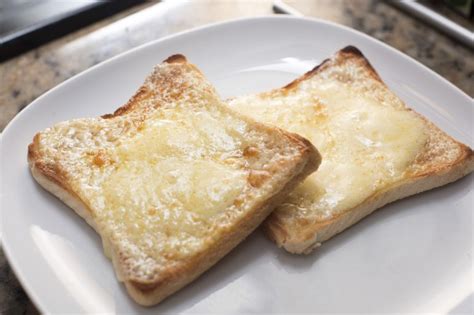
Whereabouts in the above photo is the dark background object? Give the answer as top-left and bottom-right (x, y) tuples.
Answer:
(0, 0), (146, 62)
(273, 0), (473, 49)
(443, 0), (473, 18)
(388, 0), (473, 49)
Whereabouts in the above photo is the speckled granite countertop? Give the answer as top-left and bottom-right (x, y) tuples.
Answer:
(1, 0), (472, 313)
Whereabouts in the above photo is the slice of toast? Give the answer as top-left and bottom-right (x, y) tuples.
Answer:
(28, 55), (321, 305)
(228, 46), (474, 254)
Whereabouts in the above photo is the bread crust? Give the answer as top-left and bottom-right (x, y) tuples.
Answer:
(265, 149), (473, 254)
(27, 55), (321, 304)
(252, 46), (474, 254)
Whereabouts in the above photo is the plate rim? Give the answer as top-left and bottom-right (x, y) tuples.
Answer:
(1, 15), (472, 314)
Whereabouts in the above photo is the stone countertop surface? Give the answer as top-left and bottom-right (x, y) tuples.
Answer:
(0, 0), (472, 313)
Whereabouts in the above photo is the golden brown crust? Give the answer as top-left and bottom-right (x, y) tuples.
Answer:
(281, 46), (381, 93)
(409, 120), (473, 177)
(101, 86), (152, 119)
(101, 54), (190, 120)
(28, 134), (67, 188)
(282, 58), (332, 91)
(163, 54), (187, 64)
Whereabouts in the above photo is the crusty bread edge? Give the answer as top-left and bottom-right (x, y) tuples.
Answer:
(264, 150), (474, 254)
(262, 46), (474, 254)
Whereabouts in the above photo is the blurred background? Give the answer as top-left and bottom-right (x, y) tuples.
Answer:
(0, 0), (473, 313)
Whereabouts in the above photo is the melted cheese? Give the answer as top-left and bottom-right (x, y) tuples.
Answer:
(231, 81), (427, 219)
(61, 109), (251, 268)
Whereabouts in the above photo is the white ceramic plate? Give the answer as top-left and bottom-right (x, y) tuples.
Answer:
(1, 16), (473, 314)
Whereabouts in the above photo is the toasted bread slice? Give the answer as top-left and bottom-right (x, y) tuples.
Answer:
(28, 55), (321, 305)
(228, 46), (474, 254)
